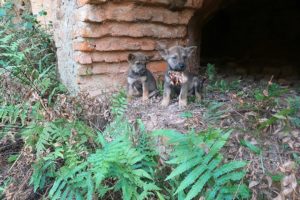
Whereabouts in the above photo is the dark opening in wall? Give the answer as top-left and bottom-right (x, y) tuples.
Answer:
(198, 0), (300, 78)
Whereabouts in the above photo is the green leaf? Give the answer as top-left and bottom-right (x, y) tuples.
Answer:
(180, 112), (193, 119)
(206, 186), (221, 200)
(240, 139), (262, 155)
(24, 22), (34, 30)
(175, 164), (207, 194)
(185, 171), (212, 200)
(213, 161), (247, 178)
(152, 129), (183, 140)
(7, 154), (19, 163)
(166, 156), (202, 180)
(273, 114), (287, 120)
(216, 171), (246, 185)
(86, 173), (94, 200)
(0, 8), (6, 17)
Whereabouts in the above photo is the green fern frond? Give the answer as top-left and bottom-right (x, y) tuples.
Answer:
(111, 89), (127, 117)
(216, 171), (246, 185)
(213, 161), (247, 178)
(185, 171), (212, 200)
(175, 163), (207, 194)
(155, 128), (249, 200)
(166, 156), (203, 180)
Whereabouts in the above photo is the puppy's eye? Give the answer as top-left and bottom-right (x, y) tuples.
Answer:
(171, 56), (177, 60)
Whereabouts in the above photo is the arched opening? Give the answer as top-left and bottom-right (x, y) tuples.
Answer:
(189, 0), (300, 79)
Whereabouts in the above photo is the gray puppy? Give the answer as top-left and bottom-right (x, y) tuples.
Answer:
(158, 45), (203, 108)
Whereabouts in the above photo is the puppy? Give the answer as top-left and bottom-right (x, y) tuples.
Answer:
(127, 53), (157, 101)
(158, 44), (203, 108)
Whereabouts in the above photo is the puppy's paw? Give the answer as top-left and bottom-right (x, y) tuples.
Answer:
(127, 95), (133, 102)
(161, 99), (169, 107)
(142, 96), (149, 102)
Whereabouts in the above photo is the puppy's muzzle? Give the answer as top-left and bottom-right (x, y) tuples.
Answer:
(174, 63), (186, 71)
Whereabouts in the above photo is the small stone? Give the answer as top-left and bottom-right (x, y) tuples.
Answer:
(291, 130), (299, 138)
(282, 137), (291, 143)
(294, 143), (300, 148)
(278, 131), (288, 139)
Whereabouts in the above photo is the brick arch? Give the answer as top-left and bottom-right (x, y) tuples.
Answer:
(74, 0), (206, 95)
(31, 0), (206, 95)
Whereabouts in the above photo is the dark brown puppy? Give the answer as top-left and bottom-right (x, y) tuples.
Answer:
(127, 53), (157, 101)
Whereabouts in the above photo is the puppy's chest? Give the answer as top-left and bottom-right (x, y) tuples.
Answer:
(127, 74), (147, 84)
(167, 71), (188, 86)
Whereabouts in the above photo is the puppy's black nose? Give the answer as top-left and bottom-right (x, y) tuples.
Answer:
(179, 63), (185, 69)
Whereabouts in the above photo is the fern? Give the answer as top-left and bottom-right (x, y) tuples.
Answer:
(111, 89), (127, 117)
(203, 101), (229, 125)
(23, 119), (96, 193)
(206, 63), (216, 82)
(205, 63), (241, 93)
(47, 130), (160, 200)
(153, 128), (250, 200)
(0, 4), (65, 99)
(259, 96), (300, 129)
(135, 119), (158, 175)
(287, 96), (300, 128)
(0, 103), (28, 126)
(26, 117), (161, 200)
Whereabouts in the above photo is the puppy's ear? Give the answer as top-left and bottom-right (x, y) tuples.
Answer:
(128, 53), (136, 63)
(156, 42), (168, 60)
(185, 46), (197, 57)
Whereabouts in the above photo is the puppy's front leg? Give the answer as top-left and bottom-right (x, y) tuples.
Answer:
(161, 82), (171, 107)
(179, 83), (188, 108)
(142, 81), (149, 101)
(127, 84), (134, 102)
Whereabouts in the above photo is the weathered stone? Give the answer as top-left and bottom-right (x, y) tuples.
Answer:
(73, 41), (96, 52)
(74, 51), (161, 64)
(77, 74), (127, 96)
(74, 52), (93, 64)
(77, 0), (203, 9)
(31, 0), (79, 94)
(75, 22), (187, 38)
(148, 61), (168, 73)
(78, 62), (128, 76)
(74, 38), (186, 52)
(77, 3), (194, 25)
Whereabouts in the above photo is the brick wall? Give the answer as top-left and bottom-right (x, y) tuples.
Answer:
(30, 0), (204, 96)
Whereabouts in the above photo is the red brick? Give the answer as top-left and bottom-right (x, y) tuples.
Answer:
(77, 37), (186, 51)
(77, 3), (195, 24)
(78, 62), (128, 76)
(74, 52), (92, 64)
(91, 51), (160, 63)
(148, 61), (167, 73)
(73, 41), (95, 52)
(77, 0), (203, 9)
(77, 74), (126, 96)
(75, 22), (187, 39)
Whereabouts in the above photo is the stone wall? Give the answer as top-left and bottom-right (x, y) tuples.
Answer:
(31, 0), (79, 94)
(30, 0), (204, 96)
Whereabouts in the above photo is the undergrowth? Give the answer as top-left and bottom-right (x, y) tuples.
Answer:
(206, 63), (241, 93)
(153, 129), (250, 200)
(0, 2), (256, 200)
